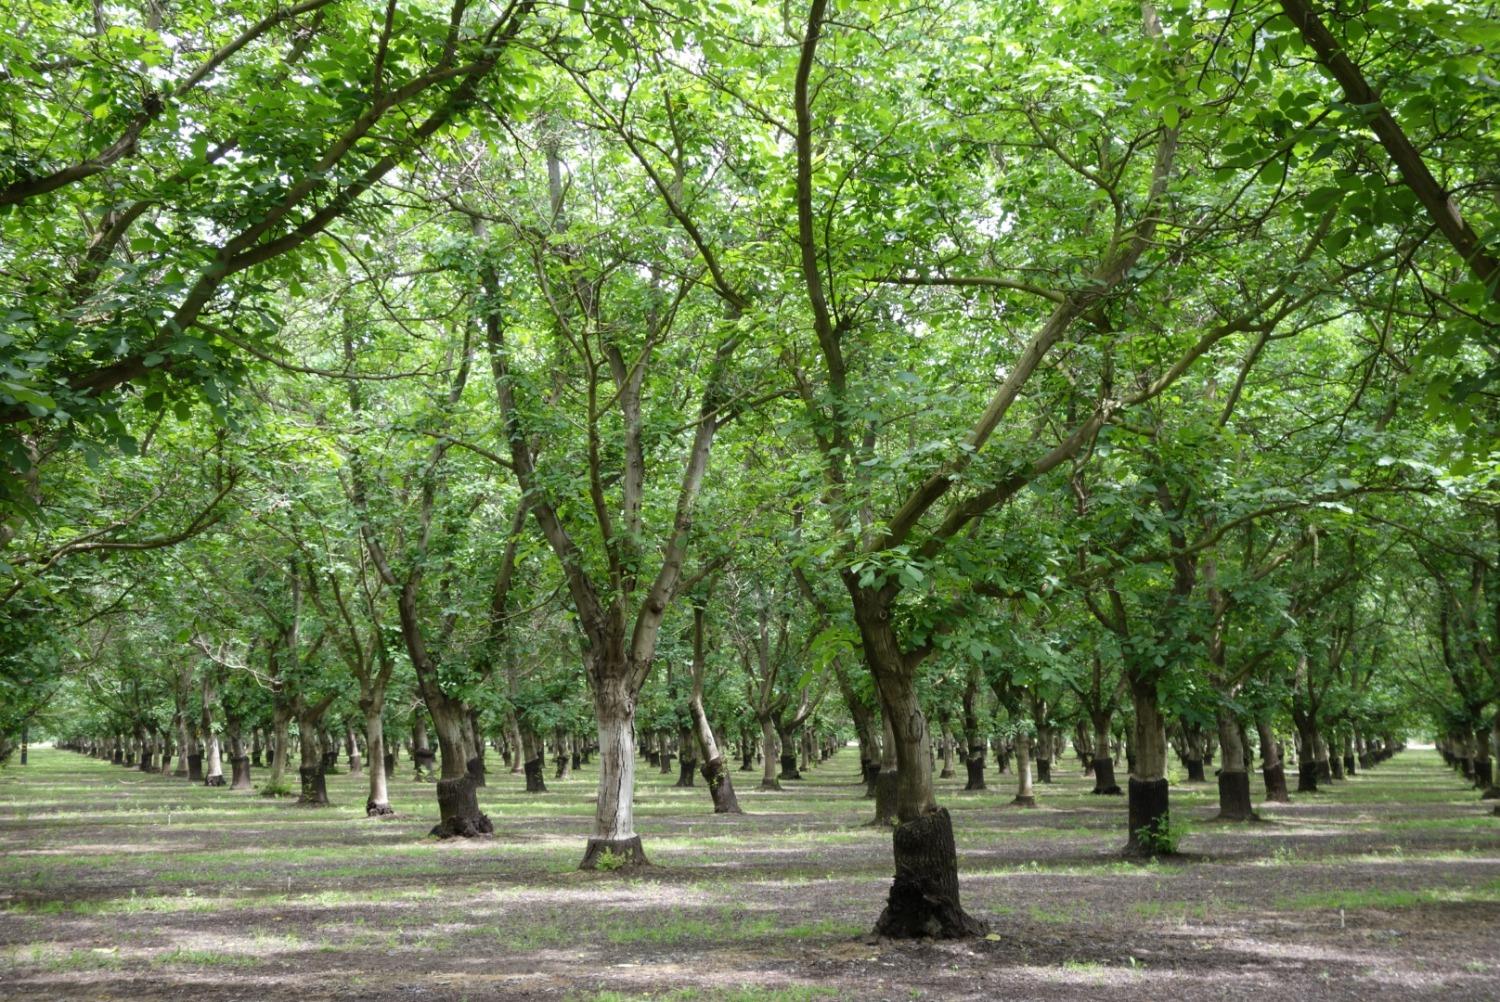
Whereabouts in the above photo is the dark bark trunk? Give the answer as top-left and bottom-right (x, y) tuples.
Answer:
(298, 765), (329, 806)
(1124, 673), (1171, 857)
(230, 756), (252, 790)
(872, 808), (986, 939)
(1184, 758), (1205, 782)
(580, 835), (648, 869)
(1216, 770), (1255, 821)
(1125, 777), (1171, 857)
(739, 735), (754, 772)
(1091, 756), (1121, 795)
(872, 768), (899, 825)
(430, 773), (492, 837)
(700, 756), (743, 814)
(1262, 762), (1290, 802)
(187, 752), (204, 784)
(524, 756), (548, 793)
(963, 756), (986, 792)
(1297, 759), (1320, 793)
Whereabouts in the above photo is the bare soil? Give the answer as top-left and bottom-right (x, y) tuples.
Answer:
(1, 746), (1497, 1000)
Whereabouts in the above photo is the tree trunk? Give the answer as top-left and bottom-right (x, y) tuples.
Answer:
(961, 674), (986, 791)
(1034, 724), (1053, 784)
(777, 724), (801, 780)
(203, 733), (225, 787)
(522, 726), (548, 793)
(135, 727), (152, 772)
(1091, 714), (1121, 795)
(1012, 733), (1036, 807)
(346, 723), (363, 776)
(871, 711), (898, 825)
(411, 710), (437, 781)
(859, 628), (983, 937)
(1470, 726), (1492, 791)
(580, 674), (648, 870)
(364, 700), (394, 817)
(174, 715), (191, 777)
(296, 713), (329, 807)
(1293, 714), (1320, 793)
(428, 701), (492, 838)
(1485, 717), (1500, 799)
(676, 726), (697, 787)
(758, 716), (781, 791)
(1256, 717), (1290, 802)
(1125, 675), (1171, 857)
(873, 807), (985, 939)
(846, 581), (983, 937)
(506, 716), (523, 773)
(268, 709), (291, 793)
(466, 709), (486, 788)
(1181, 720), (1205, 783)
(555, 730), (573, 780)
(938, 723), (955, 779)
(1214, 706), (1255, 821)
(687, 621), (742, 815)
(1314, 730), (1334, 782)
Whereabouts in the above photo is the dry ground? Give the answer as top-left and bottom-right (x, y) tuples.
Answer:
(2, 742), (1498, 1001)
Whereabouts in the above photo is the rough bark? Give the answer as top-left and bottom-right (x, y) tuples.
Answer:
(873, 808), (986, 939)
(758, 716), (782, 791)
(267, 709), (291, 792)
(521, 725), (547, 794)
(1214, 707), (1256, 821)
(430, 773), (492, 838)
(346, 723), (363, 776)
(203, 735), (225, 787)
(1125, 676), (1172, 857)
(687, 611), (742, 814)
(428, 701), (491, 837)
(870, 712), (898, 825)
(364, 701), (394, 817)
(411, 711), (437, 781)
(296, 718), (329, 806)
(1011, 732), (1036, 807)
(777, 723), (802, 780)
(579, 676), (647, 870)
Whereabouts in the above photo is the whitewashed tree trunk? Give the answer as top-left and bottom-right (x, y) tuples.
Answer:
(1012, 733), (1035, 806)
(581, 676), (646, 868)
(204, 734), (224, 786)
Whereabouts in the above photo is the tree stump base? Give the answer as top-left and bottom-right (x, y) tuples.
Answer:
(579, 836), (649, 871)
(873, 808), (985, 939)
(1215, 770), (1257, 821)
(430, 775), (492, 838)
(1124, 777), (1172, 858)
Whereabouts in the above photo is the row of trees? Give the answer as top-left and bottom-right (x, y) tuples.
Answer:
(3, 0), (1497, 937)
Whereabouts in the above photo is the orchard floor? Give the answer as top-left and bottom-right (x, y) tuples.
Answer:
(2, 748), (1499, 1001)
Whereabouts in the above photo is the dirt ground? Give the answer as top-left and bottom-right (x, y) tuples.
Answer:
(2, 744), (1498, 1001)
